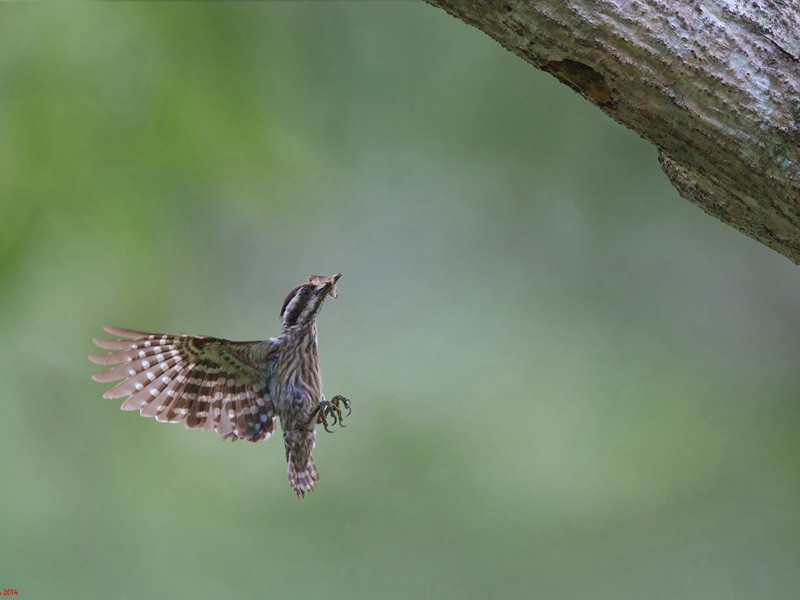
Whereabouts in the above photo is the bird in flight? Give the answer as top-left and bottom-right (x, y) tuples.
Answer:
(90, 273), (351, 498)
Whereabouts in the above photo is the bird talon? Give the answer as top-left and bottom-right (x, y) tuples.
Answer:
(312, 396), (351, 432)
(332, 395), (351, 418)
(331, 395), (351, 425)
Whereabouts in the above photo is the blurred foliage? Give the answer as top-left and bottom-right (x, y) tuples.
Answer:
(1, 3), (800, 599)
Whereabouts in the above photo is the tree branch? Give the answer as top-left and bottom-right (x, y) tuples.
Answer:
(425, 0), (800, 264)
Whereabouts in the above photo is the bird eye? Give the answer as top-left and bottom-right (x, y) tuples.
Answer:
(301, 288), (311, 296)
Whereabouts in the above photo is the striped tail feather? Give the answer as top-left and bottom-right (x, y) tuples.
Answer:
(287, 456), (319, 498)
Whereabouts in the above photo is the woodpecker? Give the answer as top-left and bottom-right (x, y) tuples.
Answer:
(90, 273), (350, 498)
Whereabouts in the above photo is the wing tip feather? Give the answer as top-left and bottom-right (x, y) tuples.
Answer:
(93, 369), (124, 383)
(89, 354), (113, 365)
(103, 325), (148, 339)
(92, 337), (132, 350)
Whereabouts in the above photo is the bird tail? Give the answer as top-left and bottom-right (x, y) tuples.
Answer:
(287, 455), (318, 498)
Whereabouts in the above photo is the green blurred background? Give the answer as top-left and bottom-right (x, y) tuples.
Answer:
(2, 2), (799, 599)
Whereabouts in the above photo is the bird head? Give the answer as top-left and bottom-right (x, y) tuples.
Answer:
(280, 273), (341, 328)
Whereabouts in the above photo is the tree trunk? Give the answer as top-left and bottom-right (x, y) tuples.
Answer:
(424, 0), (800, 265)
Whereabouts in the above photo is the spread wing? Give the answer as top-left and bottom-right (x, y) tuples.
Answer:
(90, 326), (281, 442)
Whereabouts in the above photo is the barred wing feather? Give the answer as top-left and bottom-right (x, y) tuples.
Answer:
(90, 326), (280, 442)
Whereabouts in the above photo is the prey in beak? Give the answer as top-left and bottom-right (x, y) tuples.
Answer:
(308, 273), (342, 300)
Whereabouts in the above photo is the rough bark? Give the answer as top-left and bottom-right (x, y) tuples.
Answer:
(424, 0), (800, 264)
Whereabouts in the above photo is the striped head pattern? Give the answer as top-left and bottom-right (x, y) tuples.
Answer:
(280, 273), (341, 329)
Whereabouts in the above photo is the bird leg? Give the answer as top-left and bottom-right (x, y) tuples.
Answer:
(309, 395), (352, 433)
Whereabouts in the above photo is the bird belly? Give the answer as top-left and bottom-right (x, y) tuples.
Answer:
(273, 331), (322, 432)
(273, 379), (318, 432)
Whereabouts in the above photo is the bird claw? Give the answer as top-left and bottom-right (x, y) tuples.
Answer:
(311, 395), (352, 433)
(331, 395), (352, 419)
